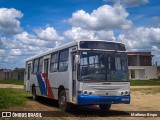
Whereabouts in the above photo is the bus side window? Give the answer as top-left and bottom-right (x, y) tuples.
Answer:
(38, 57), (43, 73)
(58, 49), (69, 71)
(50, 52), (58, 72)
(110, 57), (116, 70)
(73, 55), (76, 71)
(33, 59), (39, 74)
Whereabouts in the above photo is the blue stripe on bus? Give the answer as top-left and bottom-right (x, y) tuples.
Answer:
(36, 74), (46, 96)
(77, 94), (130, 105)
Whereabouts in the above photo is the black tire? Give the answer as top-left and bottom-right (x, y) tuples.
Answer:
(99, 104), (111, 111)
(32, 86), (37, 100)
(58, 90), (70, 111)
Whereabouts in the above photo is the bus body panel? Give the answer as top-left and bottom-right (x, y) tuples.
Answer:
(76, 81), (130, 105)
(77, 95), (130, 105)
(82, 82), (130, 96)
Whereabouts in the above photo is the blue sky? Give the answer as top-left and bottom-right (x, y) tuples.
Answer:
(1, 0), (106, 32)
(0, 0), (160, 69)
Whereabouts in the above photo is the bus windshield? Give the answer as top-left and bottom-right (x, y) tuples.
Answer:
(78, 51), (128, 81)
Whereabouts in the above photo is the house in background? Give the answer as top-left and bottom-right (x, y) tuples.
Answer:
(127, 52), (158, 80)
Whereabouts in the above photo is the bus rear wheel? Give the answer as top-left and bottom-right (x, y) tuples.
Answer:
(32, 86), (37, 100)
(58, 90), (70, 111)
(99, 104), (111, 111)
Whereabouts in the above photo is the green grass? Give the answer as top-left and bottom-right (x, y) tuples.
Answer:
(131, 88), (160, 94)
(0, 79), (24, 85)
(0, 88), (30, 109)
(130, 79), (160, 86)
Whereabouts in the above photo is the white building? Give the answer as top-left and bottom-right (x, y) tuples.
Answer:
(127, 52), (158, 80)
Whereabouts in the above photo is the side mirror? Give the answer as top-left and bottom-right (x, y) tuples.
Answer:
(75, 55), (80, 64)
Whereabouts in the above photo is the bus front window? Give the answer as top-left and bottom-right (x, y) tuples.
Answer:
(79, 51), (128, 81)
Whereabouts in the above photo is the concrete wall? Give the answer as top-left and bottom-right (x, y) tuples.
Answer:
(0, 72), (5, 81)
(157, 66), (160, 79)
(129, 66), (158, 80)
(0, 70), (24, 80)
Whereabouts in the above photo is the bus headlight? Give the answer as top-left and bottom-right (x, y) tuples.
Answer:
(125, 91), (128, 95)
(121, 91), (130, 95)
(84, 91), (87, 94)
(89, 92), (92, 95)
(121, 92), (124, 95)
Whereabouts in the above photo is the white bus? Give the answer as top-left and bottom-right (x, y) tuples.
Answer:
(24, 40), (130, 111)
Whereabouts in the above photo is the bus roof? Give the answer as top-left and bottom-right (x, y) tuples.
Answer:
(26, 40), (78, 61)
(26, 40), (125, 61)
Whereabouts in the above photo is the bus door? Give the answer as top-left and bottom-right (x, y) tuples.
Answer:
(72, 53), (77, 102)
(26, 63), (31, 92)
(44, 59), (49, 95)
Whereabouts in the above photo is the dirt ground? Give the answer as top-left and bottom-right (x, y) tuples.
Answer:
(0, 84), (160, 120)
(0, 84), (23, 89)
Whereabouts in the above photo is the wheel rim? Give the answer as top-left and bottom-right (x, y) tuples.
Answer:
(60, 95), (66, 107)
(33, 88), (36, 99)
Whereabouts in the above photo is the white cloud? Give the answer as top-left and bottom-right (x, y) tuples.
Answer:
(64, 27), (115, 41)
(10, 49), (22, 56)
(35, 27), (64, 41)
(96, 30), (115, 41)
(64, 27), (95, 40)
(117, 27), (160, 62)
(68, 5), (132, 30)
(0, 49), (5, 55)
(104, 0), (149, 8)
(13, 32), (46, 46)
(0, 26), (64, 69)
(0, 8), (23, 35)
(0, 37), (5, 49)
(118, 27), (160, 50)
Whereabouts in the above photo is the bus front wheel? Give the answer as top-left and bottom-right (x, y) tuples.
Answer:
(99, 104), (111, 111)
(58, 90), (70, 111)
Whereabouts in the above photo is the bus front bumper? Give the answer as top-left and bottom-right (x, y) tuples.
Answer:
(77, 94), (130, 105)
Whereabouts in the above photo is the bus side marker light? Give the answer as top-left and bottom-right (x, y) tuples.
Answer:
(77, 90), (82, 94)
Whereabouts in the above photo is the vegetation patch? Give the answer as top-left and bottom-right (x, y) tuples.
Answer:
(0, 88), (30, 109)
(130, 79), (160, 86)
(0, 79), (24, 85)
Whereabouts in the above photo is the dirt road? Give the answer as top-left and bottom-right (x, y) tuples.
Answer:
(0, 84), (23, 89)
(0, 84), (160, 120)
(1, 83), (160, 89)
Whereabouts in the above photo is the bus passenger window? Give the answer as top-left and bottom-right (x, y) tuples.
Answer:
(73, 55), (76, 71)
(33, 59), (38, 74)
(50, 52), (58, 72)
(58, 49), (69, 71)
(38, 57), (43, 73)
